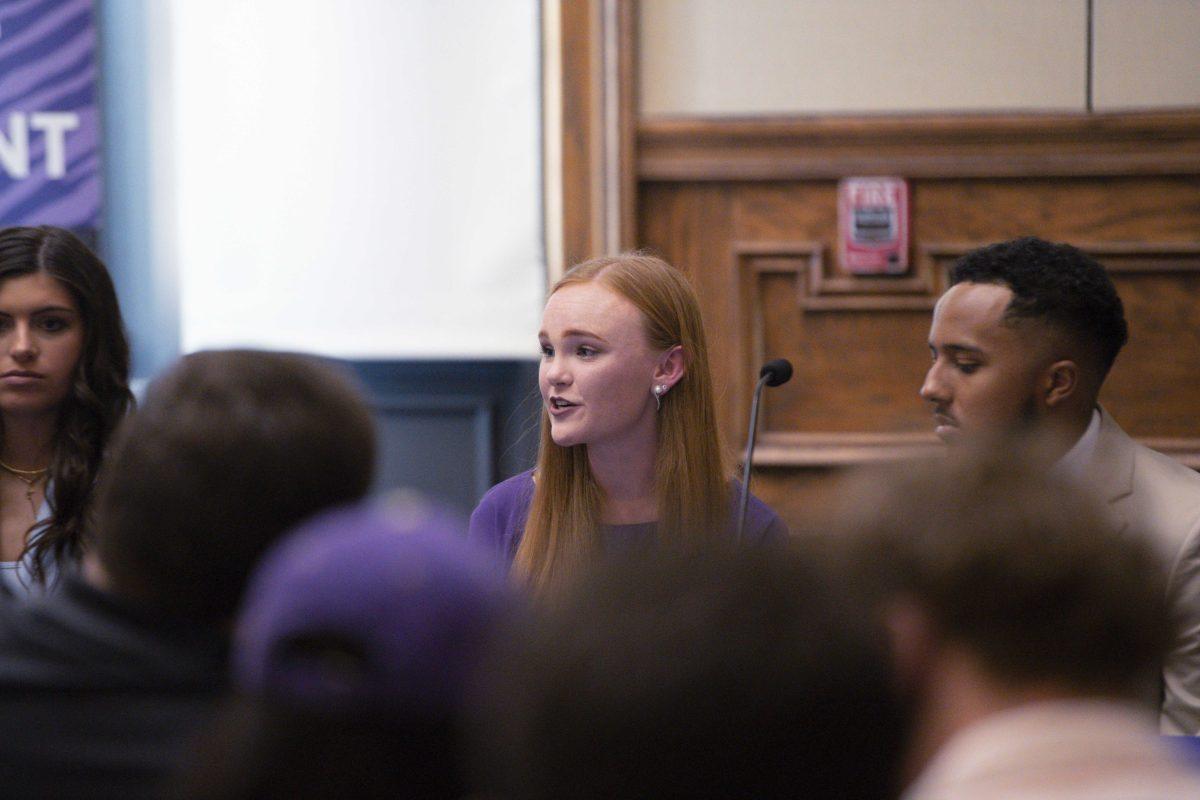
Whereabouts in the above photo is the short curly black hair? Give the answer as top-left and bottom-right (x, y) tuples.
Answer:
(950, 237), (1128, 377)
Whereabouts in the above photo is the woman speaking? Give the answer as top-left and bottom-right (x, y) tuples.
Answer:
(470, 253), (784, 594)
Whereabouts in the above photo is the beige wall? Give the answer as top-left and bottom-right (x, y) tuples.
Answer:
(1094, 0), (1200, 110)
(639, 0), (1200, 116)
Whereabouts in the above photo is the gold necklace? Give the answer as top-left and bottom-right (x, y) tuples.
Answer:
(0, 459), (48, 514)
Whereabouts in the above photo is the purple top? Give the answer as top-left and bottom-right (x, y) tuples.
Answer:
(468, 469), (788, 564)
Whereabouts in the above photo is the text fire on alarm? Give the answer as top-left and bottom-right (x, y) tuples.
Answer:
(838, 177), (909, 275)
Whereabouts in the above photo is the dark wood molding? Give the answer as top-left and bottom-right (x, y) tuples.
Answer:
(731, 239), (1200, 468)
(638, 111), (1200, 181)
(753, 432), (941, 467)
(556, 0), (601, 269)
(733, 241), (941, 321)
(550, 0), (638, 271)
(613, 0), (638, 250)
(751, 433), (1200, 470)
(921, 240), (1200, 276)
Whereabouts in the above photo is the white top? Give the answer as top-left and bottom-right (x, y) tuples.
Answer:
(0, 493), (55, 598)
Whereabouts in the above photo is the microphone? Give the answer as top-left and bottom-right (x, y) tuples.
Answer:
(736, 358), (794, 541)
(760, 358), (793, 387)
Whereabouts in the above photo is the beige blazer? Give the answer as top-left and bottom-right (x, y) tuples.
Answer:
(1080, 408), (1200, 735)
(904, 700), (1200, 800)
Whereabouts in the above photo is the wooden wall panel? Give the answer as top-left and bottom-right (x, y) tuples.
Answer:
(555, 4), (1200, 529)
(1098, 262), (1200, 443)
(638, 132), (1200, 528)
(550, 0), (637, 274)
(638, 114), (1200, 180)
(912, 178), (1200, 241)
(550, 2), (1200, 529)
(640, 183), (737, 416)
(730, 250), (937, 428)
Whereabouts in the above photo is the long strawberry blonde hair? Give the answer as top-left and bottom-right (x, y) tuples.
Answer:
(514, 253), (729, 593)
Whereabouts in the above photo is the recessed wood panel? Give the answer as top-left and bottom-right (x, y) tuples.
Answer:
(729, 248), (939, 435)
(639, 171), (1200, 482)
(756, 272), (933, 434)
(1103, 266), (1200, 439)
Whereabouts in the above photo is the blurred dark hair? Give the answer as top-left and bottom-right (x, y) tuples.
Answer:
(0, 225), (133, 582)
(950, 236), (1128, 378)
(93, 350), (375, 623)
(836, 441), (1170, 698)
(176, 697), (460, 800)
(473, 543), (908, 800)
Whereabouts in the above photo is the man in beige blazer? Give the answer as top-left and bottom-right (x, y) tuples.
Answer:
(920, 236), (1200, 734)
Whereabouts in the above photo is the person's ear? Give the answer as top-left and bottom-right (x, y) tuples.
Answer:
(652, 345), (686, 390)
(1042, 359), (1079, 408)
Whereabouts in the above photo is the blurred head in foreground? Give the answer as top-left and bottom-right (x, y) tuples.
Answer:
(89, 349), (376, 624)
(182, 498), (517, 799)
(475, 541), (908, 800)
(830, 440), (1172, 782)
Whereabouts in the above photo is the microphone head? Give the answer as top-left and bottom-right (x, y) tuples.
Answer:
(759, 358), (793, 387)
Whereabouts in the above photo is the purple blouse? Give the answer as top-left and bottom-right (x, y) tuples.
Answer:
(467, 469), (788, 565)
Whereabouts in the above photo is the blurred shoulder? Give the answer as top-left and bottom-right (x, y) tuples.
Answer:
(468, 470), (536, 562)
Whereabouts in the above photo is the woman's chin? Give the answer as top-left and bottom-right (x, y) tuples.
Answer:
(548, 424), (584, 448)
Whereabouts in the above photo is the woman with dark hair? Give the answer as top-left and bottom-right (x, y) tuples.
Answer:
(0, 226), (132, 595)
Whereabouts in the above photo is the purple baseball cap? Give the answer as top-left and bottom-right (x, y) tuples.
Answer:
(233, 492), (517, 718)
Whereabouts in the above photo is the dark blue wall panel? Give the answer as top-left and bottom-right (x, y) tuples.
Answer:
(347, 360), (540, 515)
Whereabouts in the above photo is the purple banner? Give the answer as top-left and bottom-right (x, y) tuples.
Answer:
(0, 0), (99, 230)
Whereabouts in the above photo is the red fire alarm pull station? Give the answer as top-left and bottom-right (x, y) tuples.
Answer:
(838, 177), (909, 275)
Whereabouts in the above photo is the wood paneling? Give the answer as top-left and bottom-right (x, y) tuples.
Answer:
(556, 3), (1200, 532)
(639, 168), (1200, 525)
(640, 182), (737, 420)
(639, 112), (1200, 180)
(558, 3), (1200, 529)
(551, 0), (638, 272)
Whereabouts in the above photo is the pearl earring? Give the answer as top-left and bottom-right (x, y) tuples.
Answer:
(653, 383), (667, 412)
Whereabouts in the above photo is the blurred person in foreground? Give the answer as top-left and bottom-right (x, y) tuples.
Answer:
(919, 236), (1200, 732)
(833, 444), (1200, 800)
(473, 541), (908, 800)
(0, 350), (375, 798)
(177, 498), (517, 799)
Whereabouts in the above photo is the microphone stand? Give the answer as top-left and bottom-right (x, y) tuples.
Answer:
(736, 372), (772, 542)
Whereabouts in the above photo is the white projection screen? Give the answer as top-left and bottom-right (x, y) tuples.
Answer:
(163, 0), (544, 359)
